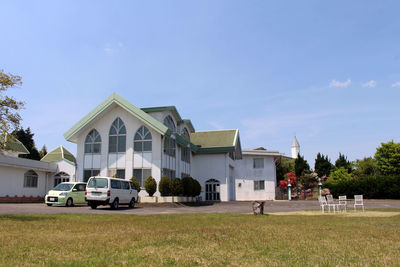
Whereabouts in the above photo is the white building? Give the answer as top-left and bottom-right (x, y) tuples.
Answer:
(0, 139), (76, 202)
(291, 136), (300, 159)
(63, 93), (282, 201)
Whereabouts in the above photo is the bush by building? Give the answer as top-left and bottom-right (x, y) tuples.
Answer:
(158, 175), (172, 196)
(144, 176), (157, 197)
(171, 178), (183, 196)
(181, 177), (194, 196)
(130, 176), (141, 192)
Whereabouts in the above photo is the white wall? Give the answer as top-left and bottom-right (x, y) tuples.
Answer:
(75, 105), (162, 190)
(192, 153), (229, 201)
(234, 155), (276, 200)
(0, 166), (49, 197)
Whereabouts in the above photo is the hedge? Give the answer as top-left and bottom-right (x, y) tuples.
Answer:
(158, 175), (172, 196)
(324, 175), (400, 199)
(144, 176), (157, 197)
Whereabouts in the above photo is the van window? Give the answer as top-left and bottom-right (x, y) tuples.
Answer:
(87, 178), (108, 188)
(111, 179), (122, 189)
(121, 181), (130, 190)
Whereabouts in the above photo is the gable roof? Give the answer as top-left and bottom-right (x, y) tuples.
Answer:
(190, 129), (239, 154)
(41, 146), (76, 164)
(141, 106), (195, 132)
(64, 93), (170, 142)
(4, 136), (29, 154)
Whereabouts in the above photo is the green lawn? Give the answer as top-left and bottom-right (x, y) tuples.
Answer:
(0, 211), (399, 266)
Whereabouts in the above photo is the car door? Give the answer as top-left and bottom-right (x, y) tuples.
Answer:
(76, 183), (86, 204)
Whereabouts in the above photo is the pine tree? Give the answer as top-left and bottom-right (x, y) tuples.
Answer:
(13, 127), (40, 160)
(39, 145), (47, 159)
(295, 153), (310, 177)
(335, 153), (352, 173)
(314, 153), (332, 177)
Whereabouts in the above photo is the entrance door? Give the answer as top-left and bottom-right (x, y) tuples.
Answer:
(205, 179), (220, 201)
(54, 172), (70, 187)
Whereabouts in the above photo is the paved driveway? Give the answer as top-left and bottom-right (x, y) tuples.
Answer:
(0, 200), (399, 215)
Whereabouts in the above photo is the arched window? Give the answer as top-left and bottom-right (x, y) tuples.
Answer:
(84, 129), (101, 153)
(134, 126), (152, 152)
(163, 116), (176, 157)
(163, 115), (176, 132)
(109, 118), (126, 153)
(181, 127), (190, 141)
(24, 170), (38, 188)
(54, 172), (70, 187)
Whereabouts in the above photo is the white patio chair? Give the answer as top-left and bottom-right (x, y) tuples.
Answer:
(326, 195), (338, 213)
(338, 195), (347, 212)
(354, 195), (365, 212)
(318, 196), (328, 213)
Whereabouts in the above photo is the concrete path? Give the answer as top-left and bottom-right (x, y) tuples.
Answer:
(0, 200), (399, 215)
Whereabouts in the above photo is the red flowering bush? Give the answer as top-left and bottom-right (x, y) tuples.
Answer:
(279, 172), (298, 189)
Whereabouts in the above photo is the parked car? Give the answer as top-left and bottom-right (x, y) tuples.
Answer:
(45, 182), (87, 207)
(86, 176), (138, 209)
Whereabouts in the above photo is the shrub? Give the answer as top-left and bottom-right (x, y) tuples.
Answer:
(158, 175), (172, 196)
(130, 176), (141, 192)
(144, 176), (157, 197)
(192, 179), (201, 197)
(181, 177), (194, 196)
(171, 178), (183, 196)
(324, 175), (400, 199)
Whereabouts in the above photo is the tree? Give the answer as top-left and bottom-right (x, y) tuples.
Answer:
(353, 157), (379, 177)
(335, 153), (352, 173)
(375, 141), (400, 176)
(314, 153), (333, 177)
(144, 176), (157, 196)
(130, 176), (141, 192)
(13, 127), (40, 160)
(39, 145), (47, 159)
(171, 178), (183, 196)
(181, 177), (194, 196)
(192, 179), (201, 197)
(0, 70), (24, 148)
(329, 167), (353, 181)
(295, 153), (310, 177)
(158, 175), (172, 196)
(276, 157), (295, 182)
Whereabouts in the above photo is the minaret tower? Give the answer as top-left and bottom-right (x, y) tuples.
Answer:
(291, 136), (300, 159)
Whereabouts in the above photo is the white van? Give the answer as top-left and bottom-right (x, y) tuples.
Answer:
(85, 176), (138, 209)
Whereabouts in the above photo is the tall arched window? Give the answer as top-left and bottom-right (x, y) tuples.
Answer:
(163, 115), (176, 132)
(134, 126), (152, 151)
(24, 170), (38, 188)
(181, 127), (190, 141)
(109, 117), (126, 153)
(84, 129), (102, 153)
(163, 116), (176, 157)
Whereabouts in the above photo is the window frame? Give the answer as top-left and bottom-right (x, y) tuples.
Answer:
(84, 129), (102, 154)
(254, 180), (265, 191)
(24, 170), (38, 188)
(253, 158), (264, 169)
(109, 118), (126, 153)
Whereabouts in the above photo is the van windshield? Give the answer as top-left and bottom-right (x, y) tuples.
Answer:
(87, 178), (108, 188)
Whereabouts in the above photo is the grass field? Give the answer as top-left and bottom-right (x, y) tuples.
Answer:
(0, 210), (399, 266)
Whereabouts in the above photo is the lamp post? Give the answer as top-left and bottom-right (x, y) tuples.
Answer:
(318, 177), (322, 197)
(288, 179), (292, 201)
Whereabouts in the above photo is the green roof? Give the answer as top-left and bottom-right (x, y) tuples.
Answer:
(4, 136), (29, 154)
(141, 106), (195, 132)
(64, 93), (170, 142)
(41, 146), (76, 164)
(191, 130), (239, 153)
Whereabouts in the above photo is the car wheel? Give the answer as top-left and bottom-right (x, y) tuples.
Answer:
(129, 198), (135, 208)
(111, 198), (119, 210)
(66, 198), (73, 207)
(46, 203), (52, 206)
(90, 204), (97, 209)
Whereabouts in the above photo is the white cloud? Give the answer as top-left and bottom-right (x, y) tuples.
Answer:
(362, 80), (376, 87)
(103, 42), (124, 54)
(329, 79), (351, 88)
(208, 121), (225, 130)
(392, 81), (400, 87)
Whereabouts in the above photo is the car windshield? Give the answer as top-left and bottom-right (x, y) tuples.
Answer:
(87, 178), (108, 188)
(53, 183), (74, 191)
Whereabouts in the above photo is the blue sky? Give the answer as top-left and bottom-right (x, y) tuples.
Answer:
(1, 1), (400, 166)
